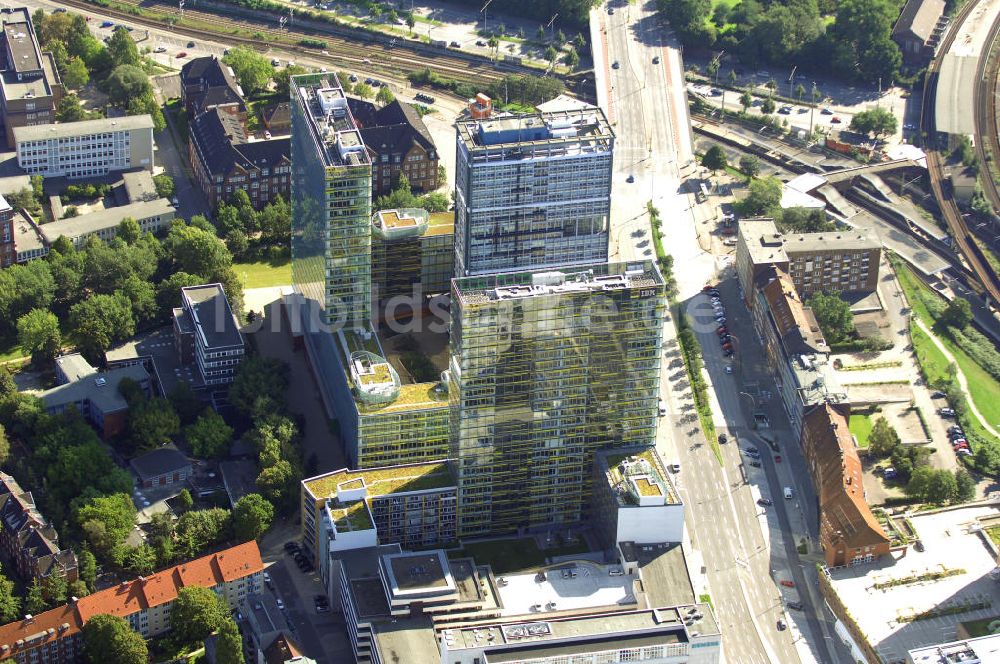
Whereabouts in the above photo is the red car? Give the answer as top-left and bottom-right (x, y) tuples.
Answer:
(775, 455), (782, 463)
(831, 116), (842, 124)
(176, 51), (188, 58)
(722, 342), (733, 351)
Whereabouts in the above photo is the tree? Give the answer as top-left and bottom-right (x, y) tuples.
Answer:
(215, 619), (245, 664)
(78, 547), (97, 590)
(129, 398), (180, 450)
(702, 145), (727, 172)
(954, 469), (976, 503)
(573, 32), (586, 50)
(544, 45), (558, 68)
(926, 468), (958, 504)
(734, 175), (782, 216)
(116, 217), (140, 245)
(706, 58), (719, 81)
(232, 493), (275, 541)
(77, 493), (137, 554)
(556, 29), (566, 44)
(777, 207), (835, 233)
(563, 47), (580, 70)
(353, 82), (373, 100)
(68, 580), (89, 600)
(156, 272), (204, 320)
(375, 85), (395, 106)
(795, 83), (806, 100)
(127, 91), (166, 132)
(868, 417), (901, 456)
(164, 224), (233, 282)
(187, 409), (234, 459)
(849, 107), (898, 140)
(222, 46), (274, 95)
(153, 174), (175, 199)
(760, 96), (776, 115)
(337, 71), (353, 93)
(17, 309), (61, 365)
(808, 292), (854, 343)
(739, 89), (753, 113)
(106, 26), (140, 68)
(25, 580), (45, 614)
(405, 13), (415, 33)
(56, 93), (90, 122)
(178, 488), (194, 512)
(0, 424), (9, 467)
(126, 543), (157, 575)
(728, 70), (738, 87)
(83, 614), (148, 664)
(536, 24), (545, 41)
(273, 64), (309, 98)
(103, 65), (152, 108)
(42, 573), (67, 606)
(170, 586), (230, 644)
(739, 155), (760, 179)
(69, 292), (135, 362)
(229, 356), (289, 419)
(0, 569), (19, 623)
(940, 298), (973, 330)
(175, 508), (230, 558)
(0, 261), (56, 334)
(657, 0), (714, 46)
(256, 459), (296, 507)
(63, 57), (89, 90)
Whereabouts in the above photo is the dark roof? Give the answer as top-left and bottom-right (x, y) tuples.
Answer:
(346, 98), (436, 157)
(181, 56), (246, 116)
(893, 0), (946, 43)
(192, 86), (245, 117)
(190, 108), (290, 178)
(262, 102), (290, 129)
(758, 267), (827, 355)
(181, 283), (244, 350)
(0, 472), (76, 578)
(129, 447), (191, 481)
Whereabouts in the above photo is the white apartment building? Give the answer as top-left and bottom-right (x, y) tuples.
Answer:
(14, 115), (154, 179)
(173, 284), (245, 387)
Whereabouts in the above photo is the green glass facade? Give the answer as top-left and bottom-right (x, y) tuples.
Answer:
(449, 262), (665, 536)
(290, 73), (372, 330)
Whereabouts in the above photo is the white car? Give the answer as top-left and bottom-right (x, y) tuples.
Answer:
(154, 46), (167, 53)
(275, 598), (285, 610)
(725, 366), (734, 374)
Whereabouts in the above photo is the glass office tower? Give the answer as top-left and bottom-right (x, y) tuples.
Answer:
(454, 109), (614, 277)
(448, 261), (665, 536)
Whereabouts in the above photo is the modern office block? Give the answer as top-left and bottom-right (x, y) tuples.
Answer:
(290, 73), (372, 330)
(449, 261), (665, 536)
(15, 115), (154, 179)
(370, 208), (454, 308)
(172, 284), (245, 386)
(454, 109), (614, 277)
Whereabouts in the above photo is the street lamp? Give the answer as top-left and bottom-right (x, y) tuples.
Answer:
(787, 65), (796, 100)
(480, 0), (494, 34)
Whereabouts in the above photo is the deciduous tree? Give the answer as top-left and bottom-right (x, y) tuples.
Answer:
(83, 614), (148, 664)
(868, 417), (901, 456)
(170, 586), (230, 644)
(187, 409), (234, 459)
(701, 145), (727, 172)
(223, 47), (274, 95)
(232, 493), (275, 541)
(17, 309), (61, 365)
(808, 292), (854, 343)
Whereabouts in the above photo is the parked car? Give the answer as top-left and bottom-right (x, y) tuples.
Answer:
(176, 52), (187, 58)
(154, 46), (167, 53)
(957, 448), (973, 457)
(612, 61), (620, 69)
(716, 327), (728, 335)
(275, 598), (285, 610)
(831, 116), (842, 124)
(450, 41), (461, 47)
(715, 316), (727, 324)
(948, 425), (964, 434)
(724, 349), (735, 357)
(475, 40), (486, 46)
(721, 342), (733, 351)
(821, 107), (833, 115)
(775, 455), (782, 463)
(787, 601), (803, 611)
(778, 105), (792, 114)
(777, 619), (787, 631)
(187, 41), (195, 48)
(263, 572), (272, 586)
(939, 407), (956, 417)
(749, 459), (762, 467)
(349, 74), (358, 82)
(718, 433), (728, 444)
(744, 447), (760, 457)
(626, 174), (635, 183)
(100, 20), (114, 28)
(757, 498), (772, 506)
(725, 365), (734, 374)
(932, 391), (947, 399)
(653, 55), (660, 64)
(883, 467), (898, 479)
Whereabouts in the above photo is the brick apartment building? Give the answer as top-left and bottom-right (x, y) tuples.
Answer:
(0, 473), (77, 585)
(0, 542), (263, 664)
(801, 404), (891, 567)
(188, 107), (291, 210)
(0, 7), (61, 148)
(179, 56), (245, 120)
(346, 98), (440, 197)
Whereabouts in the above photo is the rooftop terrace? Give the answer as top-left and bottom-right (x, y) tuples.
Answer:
(326, 499), (374, 532)
(293, 75), (371, 168)
(302, 461), (456, 502)
(601, 448), (680, 506)
(456, 108), (613, 157)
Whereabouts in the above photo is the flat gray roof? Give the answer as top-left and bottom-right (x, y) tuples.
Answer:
(738, 218), (789, 266)
(783, 231), (880, 253)
(40, 364), (149, 414)
(292, 76), (371, 168)
(457, 108), (613, 155)
(486, 632), (683, 662)
(14, 115), (154, 143)
(935, 53), (977, 136)
(181, 284), (243, 350)
(12, 212), (43, 254)
(4, 22), (40, 74)
(39, 198), (174, 243)
(634, 544), (697, 610)
(373, 616), (439, 664)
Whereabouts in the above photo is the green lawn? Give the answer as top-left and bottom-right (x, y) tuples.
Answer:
(849, 413), (874, 449)
(451, 537), (590, 575)
(235, 259), (292, 289)
(911, 323), (951, 385)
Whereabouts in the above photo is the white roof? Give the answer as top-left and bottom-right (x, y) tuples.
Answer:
(885, 143), (927, 169)
(785, 173), (827, 194)
(536, 94), (598, 114)
(780, 186), (826, 210)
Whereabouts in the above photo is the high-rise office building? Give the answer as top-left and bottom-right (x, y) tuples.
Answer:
(290, 73), (372, 330)
(453, 109), (614, 277)
(448, 261), (665, 536)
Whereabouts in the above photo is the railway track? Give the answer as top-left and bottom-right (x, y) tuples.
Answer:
(921, 0), (1000, 305)
(60, 0), (504, 85)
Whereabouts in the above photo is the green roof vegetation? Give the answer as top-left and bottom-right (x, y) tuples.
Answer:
(634, 477), (663, 497)
(357, 381), (449, 413)
(304, 461), (455, 501)
(426, 211), (455, 237)
(330, 500), (374, 531)
(358, 363), (393, 385)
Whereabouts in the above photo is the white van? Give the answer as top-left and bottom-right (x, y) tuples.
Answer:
(658, 400), (667, 417)
(783, 487), (793, 499)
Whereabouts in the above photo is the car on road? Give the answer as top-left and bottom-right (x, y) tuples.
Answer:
(783, 486), (794, 499)
(652, 55), (660, 64)
(476, 40), (486, 46)
(744, 447), (760, 457)
(775, 455), (782, 463)
(725, 365), (734, 374)
(187, 41), (195, 48)
(721, 342), (733, 351)
(154, 46), (167, 53)
(450, 41), (461, 48)
(749, 459), (761, 467)
(100, 20), (114, 28)
(939, 407), (956, 417)
(830, 116), (842, 124)
(724, 349), (734, 357)
(626, 174), (634, 183)
(757, 498), (772, 506)
(932, 391), (947, 399)
(176, 52), (187, 58)
(718, 433), (728, 444)
(608, 6), (614, 13)
(715, 317), (727, 324)
(777, 619), (787, 631)
(612, 61), (620, 69)
(716, 326), (727, 335)
(275, 598), (285, 610)
(821, 107), (833, 115)
(778, 105), (792, 114)
(263, 572), (272, 586)
(787, 601), (803, 610)
(903, 122), (916, 130)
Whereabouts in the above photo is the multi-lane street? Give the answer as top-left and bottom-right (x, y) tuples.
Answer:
(597, 1), (850, 662)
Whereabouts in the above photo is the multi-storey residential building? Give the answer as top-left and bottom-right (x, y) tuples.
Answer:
(15, 115), (154, 179)
(0, 193), (13, 267)
(347, 98), (439, 197)
(592, 448), (684, 551)
(179, 56), (246, 120)
(735, 218), (881, 304)
(172, 284), (245, 387)
(750, 267), (846, 431)
(300, 461), (457, 567)
(370, 208), (453, 309)
(0, 8), (61, 147)
(291, 73), (372, 329)
(801, 403), (890, 567)
(0, 473), (77, 585)
(453, 108), (614, 277)
(449, 262), (665, 536)
(188, 106), (291, 210)
(0, 542), (263, 664)
(40, 353), (150, 439)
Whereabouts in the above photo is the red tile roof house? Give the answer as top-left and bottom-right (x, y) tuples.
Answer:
(0, 542), (263, 664)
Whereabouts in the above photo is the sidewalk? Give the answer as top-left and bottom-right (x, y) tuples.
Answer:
(914, 318), (1000, 438)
